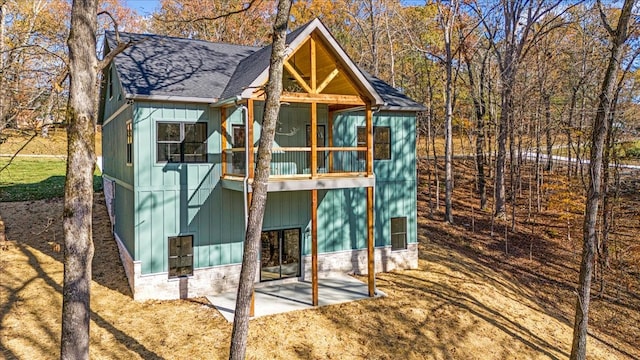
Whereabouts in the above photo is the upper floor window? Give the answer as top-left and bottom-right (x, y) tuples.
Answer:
(157, 122), (207, 163)
(357, 126), (391, 160)
(126, 120), (133, 165)
(107, 70), (113, 99)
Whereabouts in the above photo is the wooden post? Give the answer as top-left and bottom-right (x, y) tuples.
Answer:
(311, 102), (317, 177)
(310, 34), (317, 92)
(367, 186), (375, 297)
(311, 189), (318, 306)
(328, 110), (333, 172)
(221, 107), (227, 177)
(365, 103), (373, 176)
(247, 99), (255, 179)
(247, 191), (255, 317)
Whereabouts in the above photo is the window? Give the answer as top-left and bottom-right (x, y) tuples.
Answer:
(126, 120), (133, 165)
(391, 217), (407, 251)
(232, 124), (246, 171)
(357, 126), (391, 160)
(107, 70), (113, 99)
(169, 235), (193, 278)
(157, 122), (207, 163)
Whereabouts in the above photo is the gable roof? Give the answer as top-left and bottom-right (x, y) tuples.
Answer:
(106, 20), (425, 111)
(105, 32), (258, 102)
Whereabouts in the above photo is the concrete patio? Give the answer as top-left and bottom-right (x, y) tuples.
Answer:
(206, 275), (385, 322)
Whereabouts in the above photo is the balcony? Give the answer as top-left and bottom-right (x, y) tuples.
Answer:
(221, 146), (375, 192)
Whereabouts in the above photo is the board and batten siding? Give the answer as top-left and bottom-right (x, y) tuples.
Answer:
(101, 70), (135, 256)
(132, 102), (249, 275)
(328, 111), (417, 249)
(110, 100), (416, 276)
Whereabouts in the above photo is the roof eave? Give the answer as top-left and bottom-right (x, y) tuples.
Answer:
(126, 94), (216, 104)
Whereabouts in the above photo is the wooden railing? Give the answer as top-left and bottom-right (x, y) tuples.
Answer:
(224, 147), (367, 177)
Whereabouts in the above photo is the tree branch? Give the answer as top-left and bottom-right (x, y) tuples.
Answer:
(597, 0), (616, 37)
(156, 0), (262, 24)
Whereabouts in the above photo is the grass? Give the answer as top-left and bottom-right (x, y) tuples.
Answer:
(0, 157), (102, 202)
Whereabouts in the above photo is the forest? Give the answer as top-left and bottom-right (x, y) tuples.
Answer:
(1, 0), (639, 359)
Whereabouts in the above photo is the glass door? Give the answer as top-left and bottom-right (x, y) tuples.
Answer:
(260, 228), (301, 281)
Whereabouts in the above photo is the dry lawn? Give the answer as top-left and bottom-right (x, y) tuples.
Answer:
(0, 128), (102, 156)
(1, 163), (639, 359)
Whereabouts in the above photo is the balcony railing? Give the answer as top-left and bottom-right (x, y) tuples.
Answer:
(224, 147), (367, 177)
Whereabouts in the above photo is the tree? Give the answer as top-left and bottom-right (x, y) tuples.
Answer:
(62, 1), (130, 358)
(473, 0), (567, 218)
(150, 0), (275, 45)
(228, 0), (292, 359)
(570, 0), (636, 358)
(437, 0), (459, 224)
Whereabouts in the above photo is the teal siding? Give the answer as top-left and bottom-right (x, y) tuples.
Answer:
(103, 64), (127, 120)
(102, 106), (133, 185)
(110, 99), (416, 276)
(332, 111), (418, 247)
(114, 183), (135, 255)
(102, 68), (134, 257)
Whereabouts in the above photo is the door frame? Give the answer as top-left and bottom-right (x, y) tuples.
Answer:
(259, 227), (302, 282)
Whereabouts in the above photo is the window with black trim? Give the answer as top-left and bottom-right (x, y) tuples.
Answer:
(357, 126), (391, 160)
(107, 70), (113, 99)
(391, 217), (407, 250)
(157, 122), (207, 163)
(169, 235), (193, 278)
(126, 120), (133, 165)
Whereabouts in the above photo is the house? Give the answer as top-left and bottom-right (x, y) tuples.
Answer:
(99, 19), (425, 301)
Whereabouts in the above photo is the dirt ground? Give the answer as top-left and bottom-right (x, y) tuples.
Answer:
(1, 161), (639, 359)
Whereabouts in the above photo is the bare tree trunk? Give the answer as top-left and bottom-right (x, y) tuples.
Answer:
(228, 1), (291, 358)
(440, 0), (458, 224)
(464, 47), (488, 210)
(61, 1), (99, 359)
(570, 1), (635, 358)
(544, 93), (553, 171)
(0, 1), (6, 131)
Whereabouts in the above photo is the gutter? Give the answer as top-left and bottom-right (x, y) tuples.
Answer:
(236, 101), (250, 233)
(125, 93), (216, 104)
(211, 95), (242, 108)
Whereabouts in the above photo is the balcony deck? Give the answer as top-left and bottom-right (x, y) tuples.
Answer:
(221, 173), (375, 192)
(221, 146), (374, 192)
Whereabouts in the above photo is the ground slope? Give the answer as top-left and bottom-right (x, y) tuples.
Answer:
(1, 192), (635, 359)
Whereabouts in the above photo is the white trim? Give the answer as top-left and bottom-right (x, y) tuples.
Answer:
(126, 93), (215, 104)
(102, 174), (134, 191)
(240, 19), (384, 106)
(102, 102), (130, 126)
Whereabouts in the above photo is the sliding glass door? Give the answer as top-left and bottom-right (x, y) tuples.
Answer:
(260, 228), (301, 281)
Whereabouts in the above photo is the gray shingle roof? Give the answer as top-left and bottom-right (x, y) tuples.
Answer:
(105, 32), (258, 100)
(106, 21), (424, 110)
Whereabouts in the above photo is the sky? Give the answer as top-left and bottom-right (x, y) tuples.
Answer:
(124, 0), (160, 15)
(123, 0), (430, 15)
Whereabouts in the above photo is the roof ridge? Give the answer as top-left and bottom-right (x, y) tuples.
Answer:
(106, 30), (262, 50)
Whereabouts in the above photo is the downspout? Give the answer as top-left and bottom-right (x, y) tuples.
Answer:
(236, 99), (250, 232)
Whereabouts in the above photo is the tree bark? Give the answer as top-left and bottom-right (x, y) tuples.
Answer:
(464, 47), (488, 210)
(228, 1), (292, 359)
(61, 1), (99, 359)
(0, 1), (6, 130)
(440, 0), (457, 224)
(570, 1), (635, 358)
